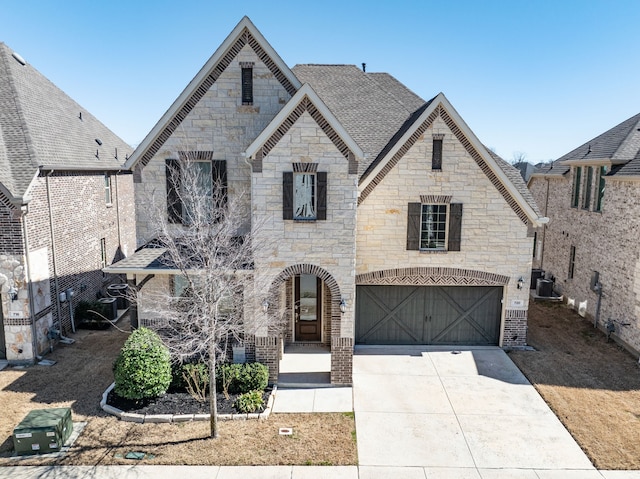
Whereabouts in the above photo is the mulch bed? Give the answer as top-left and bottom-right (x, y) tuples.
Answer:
(107, 388), (271, 415)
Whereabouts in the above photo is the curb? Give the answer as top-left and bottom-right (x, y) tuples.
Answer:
(100, 383), (277, 423)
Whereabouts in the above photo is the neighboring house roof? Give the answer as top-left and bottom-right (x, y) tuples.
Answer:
(124, 16), (301, 170)
(531, 112), (640, 180)
(0, 43), (132, 205)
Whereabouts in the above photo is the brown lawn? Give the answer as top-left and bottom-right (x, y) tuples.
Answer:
(0, 317), (357, 466)
(509, 300), (640, 470)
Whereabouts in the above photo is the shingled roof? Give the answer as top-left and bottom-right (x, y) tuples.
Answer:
(0, 43), (132, 204)
(292, 65), (426, 176)
(292, 64), (541, 219)
(533, 112), (640, 179)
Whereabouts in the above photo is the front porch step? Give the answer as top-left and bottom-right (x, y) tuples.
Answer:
(277, 371), (331, 388)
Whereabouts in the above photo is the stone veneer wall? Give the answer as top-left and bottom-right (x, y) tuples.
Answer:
(356, 116), (533, 347)
(252, 110), (358, 383)
(134, 44), (291, 246)
(529, 172), (640, 355)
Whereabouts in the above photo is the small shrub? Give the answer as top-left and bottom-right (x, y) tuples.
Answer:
(183, 363), (210, 402)
(113, 327), (171, 400)
(234, 390), (264, 413)
(216, 362), (269, 395)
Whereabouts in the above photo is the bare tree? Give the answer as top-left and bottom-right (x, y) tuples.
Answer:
(511, 151), (527, 165)
(136, 152), (282, 438)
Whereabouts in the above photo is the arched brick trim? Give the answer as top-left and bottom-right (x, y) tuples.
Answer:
(252, 96), (358, 174)
(269, 264), (342, 326)
(138, 28), (297, 168)
(355, 267), (509, 286)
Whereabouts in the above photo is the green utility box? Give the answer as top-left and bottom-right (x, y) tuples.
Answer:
(13, 408), (72, 455)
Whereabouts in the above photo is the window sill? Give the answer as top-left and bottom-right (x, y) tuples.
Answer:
(419, 249), (447, 254)
(293, 218), (317, 222)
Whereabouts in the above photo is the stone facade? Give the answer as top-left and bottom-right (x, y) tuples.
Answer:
(128, 19), (540, 386)
(0, 172), (135, 363)
(529, 172), (640, 355)
(357, 116), (533, 347)
(134, 44), (291, 246)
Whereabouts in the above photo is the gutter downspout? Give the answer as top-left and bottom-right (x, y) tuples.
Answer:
(45, 172), (73, 340)
(540, 177), (550, 269)
(20, 204), (39, 362)
(114, 173), (122, 259)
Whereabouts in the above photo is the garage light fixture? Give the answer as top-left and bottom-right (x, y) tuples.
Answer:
(340, 298), (347, 313)
(517, 277), (524, 290)
(262, 299), (269, 313)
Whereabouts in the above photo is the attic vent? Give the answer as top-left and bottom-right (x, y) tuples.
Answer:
(12, 52), (26, 66)
(95, 139), (103, 146)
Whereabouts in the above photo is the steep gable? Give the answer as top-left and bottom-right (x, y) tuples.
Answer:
(126, 16), (301, 170)
(358, 93), (543, 224)
(244, 83), (363, 172)
(0, 43), (131, 204)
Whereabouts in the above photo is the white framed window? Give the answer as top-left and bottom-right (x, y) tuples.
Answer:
(182, 160), (213, 223)
(294, 173), (316, 220)
(104, 174), (112, 205)
(420, 204), (447, 250)
(595, 165), (607, 212)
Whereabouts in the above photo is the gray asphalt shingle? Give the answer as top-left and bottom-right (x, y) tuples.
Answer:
(534, 112), (640, 179)
(292, 64), (424, 175)
(0, 43), (132, 202)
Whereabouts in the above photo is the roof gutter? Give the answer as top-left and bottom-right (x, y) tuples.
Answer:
(39, 165), (128, 173)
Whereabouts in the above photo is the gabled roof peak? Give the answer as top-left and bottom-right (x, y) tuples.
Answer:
(125, 16), (301, 170)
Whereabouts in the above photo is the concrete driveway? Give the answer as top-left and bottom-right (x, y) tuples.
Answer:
(353, 346), (597, 478)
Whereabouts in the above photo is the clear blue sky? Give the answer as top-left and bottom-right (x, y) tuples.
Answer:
(3, 0), (639, 163)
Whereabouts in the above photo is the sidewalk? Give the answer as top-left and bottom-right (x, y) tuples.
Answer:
(2, 465), (640, 478)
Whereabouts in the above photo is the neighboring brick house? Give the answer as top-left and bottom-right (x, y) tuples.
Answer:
(529, 112), (640, 356)
(0, 43), (135, 363)
(107, 17), (546, 384)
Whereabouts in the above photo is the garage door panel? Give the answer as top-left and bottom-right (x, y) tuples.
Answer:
(430, 287), (501, 345)
(356, 285), (502, 345)
(356, 286), (426, 344)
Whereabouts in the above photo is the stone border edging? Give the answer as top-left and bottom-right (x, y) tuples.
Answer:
(100, 382), (277, 423)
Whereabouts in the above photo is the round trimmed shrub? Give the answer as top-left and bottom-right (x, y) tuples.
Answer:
(113, 327), (171, 400)
(216, 362), (269, 394)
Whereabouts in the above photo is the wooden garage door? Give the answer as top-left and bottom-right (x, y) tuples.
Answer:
(356, 285), (502, 345)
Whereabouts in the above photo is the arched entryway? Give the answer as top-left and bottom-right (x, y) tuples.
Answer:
(264, 264), (347, 385)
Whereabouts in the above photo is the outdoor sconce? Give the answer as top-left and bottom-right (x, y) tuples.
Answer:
(262, 299), (269, 313)
(8, 286), (18, 301)
(340, 298), (347, 314)
(517, 277), (524, 290)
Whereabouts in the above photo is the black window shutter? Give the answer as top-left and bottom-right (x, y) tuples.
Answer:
(432, 139), (443, 170)
(406, 203), (422, 250)
(241, 68), (253, 104)
(166, 159), (182, 224)
(211, 160), (227, 223)
(448, 203), (463, 251)
(283, 172), (293, 220)
(317, 172), (327, 220)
